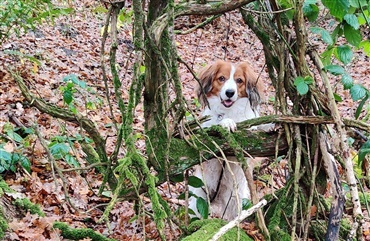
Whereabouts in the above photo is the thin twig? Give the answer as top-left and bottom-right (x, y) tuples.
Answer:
(33, 125), (78, 211)
(210, 199), (267, 241)
(241, 6), (293, 14)
(291, 125), (302, 240)
(175, 14), (222, 35)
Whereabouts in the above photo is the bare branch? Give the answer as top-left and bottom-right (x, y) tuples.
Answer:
(210, 199), (267, 241)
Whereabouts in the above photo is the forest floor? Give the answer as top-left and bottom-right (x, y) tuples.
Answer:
(0, 0), (370, 240)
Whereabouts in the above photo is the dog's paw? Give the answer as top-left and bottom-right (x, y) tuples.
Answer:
(220, 118), (237, 132)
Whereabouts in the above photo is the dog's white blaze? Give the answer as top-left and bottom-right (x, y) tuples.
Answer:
(220, 65), (238, 102)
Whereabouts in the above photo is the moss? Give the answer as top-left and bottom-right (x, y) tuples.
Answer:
(346, 192), (370, 207)
(14, 198), (45, 217)
(182, 219), (253, 241)
(266, 179), (294, 241)
(0, 178), (13, 194)
(53, 222), (116, 241)
(310, 218), (351, 240)
(0, 178), (9, 239)
(0, 215), (7, 240)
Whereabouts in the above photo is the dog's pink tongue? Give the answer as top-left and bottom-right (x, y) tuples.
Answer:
(223, 100), (233, 107)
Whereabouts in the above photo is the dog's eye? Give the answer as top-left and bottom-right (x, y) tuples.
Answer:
(236, 78), (243, 84)
(218, 76), (226, 82)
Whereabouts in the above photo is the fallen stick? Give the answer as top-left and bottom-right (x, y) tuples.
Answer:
(210, 199), (267, 241)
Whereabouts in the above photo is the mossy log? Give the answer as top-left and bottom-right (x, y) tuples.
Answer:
(169, 127), (287, 177)
(182, 219), (253, 241)
(53, 222), (116, 241)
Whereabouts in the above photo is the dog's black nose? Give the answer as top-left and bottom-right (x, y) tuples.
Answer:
(225, 89), (235, 98)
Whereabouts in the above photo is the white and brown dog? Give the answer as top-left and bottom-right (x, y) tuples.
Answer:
(189, 60), (264, 221)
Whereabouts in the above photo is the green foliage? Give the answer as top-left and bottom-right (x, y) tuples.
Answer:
(242, 198), (252, 210)
(266, 180), (294, 240)
(303, 0), (319, 22)
(335, 45), (353, 65)
(358, 140), (370, 165)
(360, 40), (370, 56)
(49, 137), (79, 167)
(196, 197), (209, 219)
(0, 124), (32, 173)
(188, 176), (204, 188)
(323, 65), (345, 76)
(60, 74), (102, 112)
(183, 219), (253, 241)
(14, 198), (45, 217)
(0, 214), (7, 240)
(307, 0), (370, 119)
(294, 76), (314, 95)
(53, 222), (116, 241)
(310, 27), (333, 45)
(322, 0), (349, 20)
(0, 0), (73, 45)
(61, 74), (87, 107)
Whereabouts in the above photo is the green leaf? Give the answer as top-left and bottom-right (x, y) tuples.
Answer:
(0, 150), (12, 161)
(139, 65), (146, 74)
(63, 89), (73, 104)
(65, 154), (79, 167)
(49, 143), (70, 159)
(294, 76), (305, 85)
(344, 14), (359, 29)
(331, 24), (343, 43)
(242, 198), (252, 210)
(333, 93), (343, 102)
(341, 73), (353, 90)
(6, 130), (23, 143)
(336, 45), (353, 65)
(171, 174), (184, 183)
(349, 0), (368, 8)
(358, 140), (370, 165)
(323, 65), (345, 75)
(321, 47), (334, 66)
(304, 76), (314, 84)
(303, 3), (319, 22)
(19, 155), (31, 173)
(188, 176), (204, 188)
(344, 23), (362, 47)
(355, 94), (369, 119)
(294, 76), (313, 95)
(350, 84), (367, 101)
(310, 27), (333, 45)
(296, 82), (309, 95)
(358, 9), (370, 25)
(63, 74), (86, 88)
(322, 0), (350, 19)
(196, 197), (209, 219)
(359, 40), (370, 57)
(293, 77), (306, 93)
(177, 192), (185, 200)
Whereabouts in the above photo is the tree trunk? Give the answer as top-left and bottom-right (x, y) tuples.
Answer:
(144, 0), (170, 179)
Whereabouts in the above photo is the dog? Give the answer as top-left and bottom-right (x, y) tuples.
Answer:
(188, 60), (264, 221)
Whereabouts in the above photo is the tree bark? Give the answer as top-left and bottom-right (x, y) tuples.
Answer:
(144, 0), (171, 175)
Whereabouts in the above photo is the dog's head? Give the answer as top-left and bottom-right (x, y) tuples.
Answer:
(196, 60), (263, 109)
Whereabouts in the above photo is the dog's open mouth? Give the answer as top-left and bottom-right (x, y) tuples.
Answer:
(222, 99), (234, 108)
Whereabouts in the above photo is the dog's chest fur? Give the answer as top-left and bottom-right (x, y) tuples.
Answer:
(201, 96), (258, 128)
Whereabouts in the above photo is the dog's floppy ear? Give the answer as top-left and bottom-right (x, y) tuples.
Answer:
(196, 60), (223, 106)
(239, 62), (264, 111)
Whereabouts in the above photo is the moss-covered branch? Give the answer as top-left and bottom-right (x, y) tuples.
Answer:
(53, 222), (116, 241)
(175, 0), (255, 17)
(11, 71), (108, 164)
